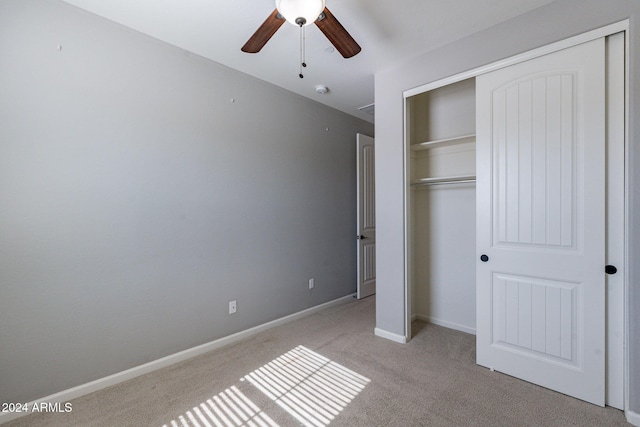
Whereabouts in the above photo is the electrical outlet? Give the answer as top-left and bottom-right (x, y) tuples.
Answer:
(229, 300), (237, 314)
(308, 278), (315, 289)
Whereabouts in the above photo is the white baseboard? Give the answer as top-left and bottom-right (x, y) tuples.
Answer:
(0, 293), (356, 425)
(377, 315), (475, 343)
(374, 327), (407, 344)
(627, 409), (640, 426)
(413, 314), (476, 335)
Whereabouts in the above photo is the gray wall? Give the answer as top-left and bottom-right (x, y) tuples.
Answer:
(375, 0), (639, 414)
(0, 0), (373, 404)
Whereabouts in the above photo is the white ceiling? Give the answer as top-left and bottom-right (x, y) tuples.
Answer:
(60, 0), (556, 123)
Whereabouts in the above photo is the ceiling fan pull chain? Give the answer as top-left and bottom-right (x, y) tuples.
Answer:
(299, 24), (306, 78)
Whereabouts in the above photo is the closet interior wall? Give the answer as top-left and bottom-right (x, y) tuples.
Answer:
(408, 78), (477, 334)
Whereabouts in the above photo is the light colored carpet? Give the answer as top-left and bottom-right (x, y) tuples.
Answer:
(5, 296), (628, 426)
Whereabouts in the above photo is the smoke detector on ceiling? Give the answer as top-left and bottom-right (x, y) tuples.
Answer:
(315, 85), (329, 94)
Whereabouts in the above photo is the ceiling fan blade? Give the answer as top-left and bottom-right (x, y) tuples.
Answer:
(241, 9), (285, 53)
(314, 7), (361, 58)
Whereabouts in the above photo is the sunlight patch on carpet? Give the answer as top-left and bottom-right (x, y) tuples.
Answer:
(162, 385), (277, 427)
(242, 345), (370, 427)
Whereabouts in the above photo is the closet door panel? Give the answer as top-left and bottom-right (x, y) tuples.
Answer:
(476, 38), (605, 406)
(493, 73), (577, 248)
(491, 274), (577, 362)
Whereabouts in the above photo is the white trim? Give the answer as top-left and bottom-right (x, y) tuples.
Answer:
(627, 410), (640, 427)
(0, 294), (356, 424)
(413, 314), (476, 335)
(602, 30), (626, 411)
(402, 97), (412, 342)
(374, 327), (408, 344)
(403, 20), (629, 98)
(623, 25), (631, 419)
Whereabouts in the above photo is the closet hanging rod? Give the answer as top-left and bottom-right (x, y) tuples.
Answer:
(413, 179), (476, 187)
(411, 176), (476, 187)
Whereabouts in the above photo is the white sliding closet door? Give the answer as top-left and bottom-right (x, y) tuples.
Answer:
(476, 38), (606, 406)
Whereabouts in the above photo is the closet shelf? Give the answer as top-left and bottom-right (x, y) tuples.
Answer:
(411, 175), (476, 187)
(411, 134), (476, 151)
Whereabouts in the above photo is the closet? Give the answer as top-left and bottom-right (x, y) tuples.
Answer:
(407, 78), (477, 334)
(404, 29), (625, 409)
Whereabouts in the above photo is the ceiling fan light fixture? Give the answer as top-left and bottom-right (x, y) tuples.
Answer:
(275, 0), (326, 27)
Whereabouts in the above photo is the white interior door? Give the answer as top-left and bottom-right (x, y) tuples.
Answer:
(476, 38), (606, 406)
(357, 134), (375, 299)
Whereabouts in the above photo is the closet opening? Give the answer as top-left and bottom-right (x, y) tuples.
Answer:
(406, 77), (477, 336)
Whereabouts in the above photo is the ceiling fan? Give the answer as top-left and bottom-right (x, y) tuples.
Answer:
(241, 0), (361, 59)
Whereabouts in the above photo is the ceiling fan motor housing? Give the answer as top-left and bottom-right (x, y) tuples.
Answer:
(275, 0), (326, 27)
(242, 1), (361, 59)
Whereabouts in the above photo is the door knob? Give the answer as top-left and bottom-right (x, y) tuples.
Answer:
(480, 254), (489, 262)
(605, 265), (617, 275)
(356, 235), (367, 240)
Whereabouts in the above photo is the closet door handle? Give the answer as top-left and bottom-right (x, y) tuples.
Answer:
(480, 254), (489, 262)
(605, 265), (617, 275)
(356, 235), (367, 240)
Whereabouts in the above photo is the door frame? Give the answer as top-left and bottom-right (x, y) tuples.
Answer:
(402, 20), (630, 412)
